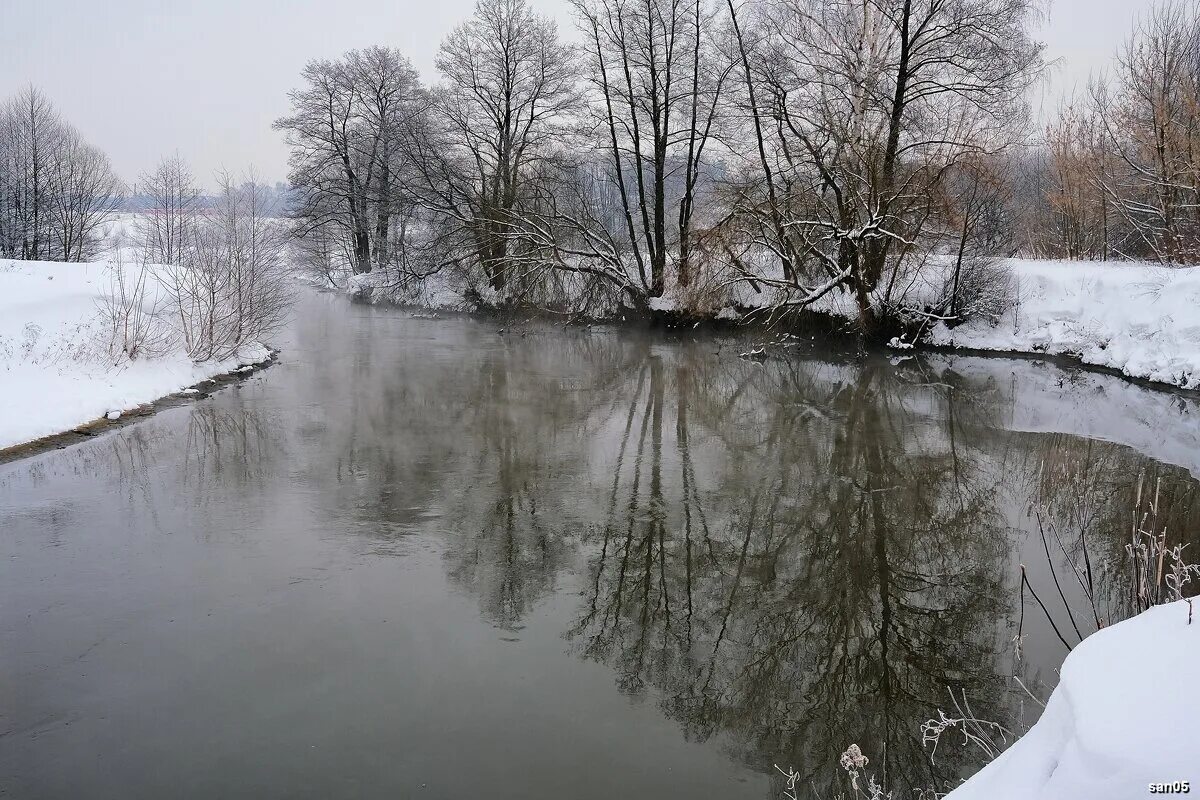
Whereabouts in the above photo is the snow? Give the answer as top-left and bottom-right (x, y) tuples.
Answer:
(715, 306), (741, 321)
(298, 234), (1200, 389)
(931, 259), (1200, 390)
(648, 295), (677, 312)
(93, 212), (140, 251)
(334, 266), (468, 310)
(0, 259), (270, 451)
(716, 255), (1200, 391)
(946, 600), (1200, 800)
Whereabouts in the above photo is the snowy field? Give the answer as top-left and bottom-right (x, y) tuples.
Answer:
(931, 259), (1200, 390)
(0, 258), (270, 451)
(946, 599), (1199, 799)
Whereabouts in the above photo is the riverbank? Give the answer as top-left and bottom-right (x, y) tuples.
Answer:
(0, 259), (274, 454)
(945, 599), (1200, 799)
(322, 257), (1200, 392)
(929, 259), (1200, 391)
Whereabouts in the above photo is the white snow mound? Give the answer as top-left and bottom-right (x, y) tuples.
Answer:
(947, 600), (1200, 799)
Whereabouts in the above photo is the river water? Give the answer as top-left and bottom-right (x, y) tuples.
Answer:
(4, 291), (1200, 799)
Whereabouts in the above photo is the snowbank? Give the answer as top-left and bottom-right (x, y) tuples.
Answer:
(311, 251), (1200, 393)
(931, 260), (1200, 390)
(946, 600), (1200, 799)
(334, 266), (470, 310)
(0, 259), (270, 451)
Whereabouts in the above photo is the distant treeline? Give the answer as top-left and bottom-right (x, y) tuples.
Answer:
(7, 0), (1200, 335)
(119, 183), (295, 215)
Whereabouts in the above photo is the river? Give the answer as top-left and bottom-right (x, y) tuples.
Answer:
(4, 290), (1199, 799)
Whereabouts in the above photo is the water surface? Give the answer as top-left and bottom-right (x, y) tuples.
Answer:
(4, 292), (1199, 799)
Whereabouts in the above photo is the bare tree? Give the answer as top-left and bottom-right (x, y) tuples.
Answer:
(0, 86), (65, 260)
(569, 0), (733, 305)
(275, 48), (424, 276)
(46, 127), (123, 262)
(101, 247), (167, 361)
(274, 3), (1053, 323)
(936, 156), (1016, 324)
(422, 0), (581, 295)
(158, 171), (291, 361)
(0, 86), (123, 262)
(1091, 0), (1200, 263)
(137, 153), (199, 265)
(722, 0), (1042, 334)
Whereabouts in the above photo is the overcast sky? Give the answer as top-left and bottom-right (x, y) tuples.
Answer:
(0, 0), (1151, 188)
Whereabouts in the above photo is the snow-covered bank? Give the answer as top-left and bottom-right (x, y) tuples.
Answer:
(313, 256), (1200, 392)
(946, 600), (1199, 799)
(312, 268), (471, 311)
(0, 259), (270, 451)
(930, 260), (1200, 390)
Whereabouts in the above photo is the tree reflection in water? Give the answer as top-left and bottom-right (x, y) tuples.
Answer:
(561, 353), (1014, 795)
(32, 312), (1199, 798)
(417, 332), (1200, 796)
